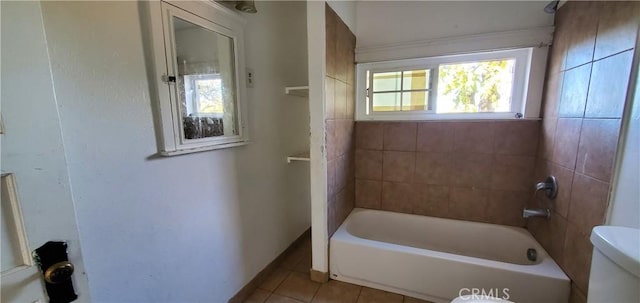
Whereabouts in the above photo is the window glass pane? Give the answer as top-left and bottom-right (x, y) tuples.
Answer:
(173, 16), (238, 140)
(184, 74), (224, 114)
(372, 72), (401, 92)
(372, 92), (401, 112)
(401, 91), (429, 111)
(437, 59), (515, 113)
(402, 69), (430, 90)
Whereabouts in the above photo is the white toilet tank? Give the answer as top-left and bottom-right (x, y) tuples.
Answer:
(588, 226), (640, 303)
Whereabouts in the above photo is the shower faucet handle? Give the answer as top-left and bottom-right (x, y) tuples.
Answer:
(535, 176), (558, 199)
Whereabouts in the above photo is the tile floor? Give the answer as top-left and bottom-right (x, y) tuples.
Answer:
(243, 236), (433, 303)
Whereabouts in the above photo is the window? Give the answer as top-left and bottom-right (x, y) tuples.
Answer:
(358, 48), (538, 120)
(184, 74), (224, 115)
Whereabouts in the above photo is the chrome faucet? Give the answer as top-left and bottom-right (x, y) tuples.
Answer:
(523, 208), (551, 219)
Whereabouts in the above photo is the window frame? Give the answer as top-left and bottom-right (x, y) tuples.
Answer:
(367, 67), (436, 113)
(356, 48), (534, 121)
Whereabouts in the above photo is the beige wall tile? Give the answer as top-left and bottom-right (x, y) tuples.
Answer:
(381, 182), (421, 214)
(328, 159), (337, 197)
(414, 152), (453, 185)
(325, 4), (357, 244)
(383, 122), (417, 151)
(451, 153), (493, 188)
(346, 84), (355, 119)
(335, 80), (348, 119)
(493, 120), (540, 156)
(336, 119), (354, 156)
(325, 77), (335, 120)
(336, 155), (349, 192)
(593, 1), (640, 60)
(382, 151), (415, 182)
(490, 155), (536, 191)
(548, 8), (569, 73)
(562, 224), (593, 294)
(576, 119), (621, 181)
(416, 122), (454, 153)
(537, 117), (558, 160)
(355, 149), (382, 180)
(326, 120), (338, 161)
(328, 196), (337, 236)
(417, 185), (449, 218)
(585, 50), (634, 118)
(568, 173), (610, 237)
(452, 122), (496, 154)
(542, 71), (563, 118)
(325, 5), (336, 79)
(356, 122), (383, 150)
(547, 213), (568, 265)
(449, 187), (489, 222)
(558, 63), (591, 117)
(487, 190), (527, 227)
(355, 180), (382, 209)
(551, 118), (582, 170)
(563, 1), (599, 69)
(335, 20), (350, 82)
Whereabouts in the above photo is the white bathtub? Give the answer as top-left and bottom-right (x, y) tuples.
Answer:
(329, 208), (570, 303)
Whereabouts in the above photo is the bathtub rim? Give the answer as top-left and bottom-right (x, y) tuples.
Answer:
(332, 208), (570, 282)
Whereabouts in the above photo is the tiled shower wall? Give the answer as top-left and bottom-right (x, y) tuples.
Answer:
(325, 5), (356, 236)
(354, 120), (540, 227)
(527, 2), (639, 302)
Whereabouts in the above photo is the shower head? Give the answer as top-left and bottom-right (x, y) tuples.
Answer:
(544, 0), (559, 14)
(235, 0), (257, 13)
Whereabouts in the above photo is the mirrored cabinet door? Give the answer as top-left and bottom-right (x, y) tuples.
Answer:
(149, 1), (248, 156)
(171, 16), (239, 141)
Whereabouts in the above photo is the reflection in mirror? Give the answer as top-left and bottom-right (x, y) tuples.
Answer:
(173, 17), (238, 140)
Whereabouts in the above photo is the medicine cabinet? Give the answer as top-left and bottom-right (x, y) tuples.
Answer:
(147, 0), (248, 156)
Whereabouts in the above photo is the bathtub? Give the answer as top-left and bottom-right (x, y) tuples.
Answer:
(329, 208), (570, 303)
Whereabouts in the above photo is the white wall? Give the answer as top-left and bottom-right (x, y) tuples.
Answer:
(609, 52), (640, 228)
(38, 1), (309, 301)
(355, 1), (554, 48)
(327, 0), (356, 33)
(307, 0), (329, 275)
(0, 2), (92, 300)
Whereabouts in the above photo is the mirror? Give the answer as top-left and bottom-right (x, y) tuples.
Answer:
(147, 1), (248, 156)
(172, 17), (238, 141)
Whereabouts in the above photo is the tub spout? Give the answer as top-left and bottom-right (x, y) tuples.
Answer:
(523, 208), (551, 219)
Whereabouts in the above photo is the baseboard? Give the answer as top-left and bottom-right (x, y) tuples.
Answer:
(228, 228), (312, 303)
(309, 269), (329, 283)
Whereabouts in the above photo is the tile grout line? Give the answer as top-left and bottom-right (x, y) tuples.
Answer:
(267, 269), (292, 297)
(308, 279), (323, 303)
(355, 285), (364, 303)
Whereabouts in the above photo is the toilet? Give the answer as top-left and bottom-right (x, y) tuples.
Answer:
(587, 226), (640, 303)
